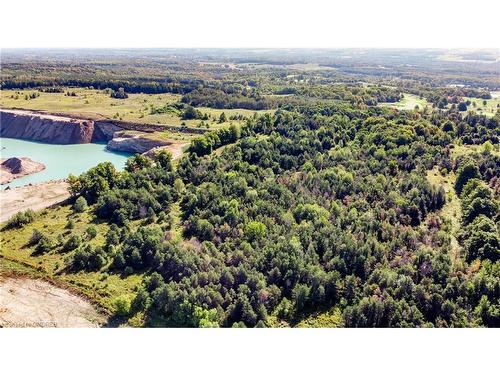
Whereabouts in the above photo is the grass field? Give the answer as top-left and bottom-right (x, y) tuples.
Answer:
(0, 88), (271, 130)
(451, 143), (500, 158)
(426, 167), (462, 264)
(462, 94), (500, 118)
(424, 143), (499, 266)
(295, 307), (342, 328)
(0, 88), (179, 121)
(379, 93), (430, 111)
(0, 205), (143, 317)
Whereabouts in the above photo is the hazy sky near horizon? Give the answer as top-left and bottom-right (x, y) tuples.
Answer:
(1, 0), (499, 49)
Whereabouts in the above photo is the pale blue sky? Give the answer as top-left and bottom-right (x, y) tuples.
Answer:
(1, 0), (499, 48)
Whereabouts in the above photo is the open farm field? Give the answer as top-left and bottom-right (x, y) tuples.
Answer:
(379, 93), (430, 110)
(1, 88), (180, 121)
(0, 89), (270, 130)
(462, 95), (500, 117)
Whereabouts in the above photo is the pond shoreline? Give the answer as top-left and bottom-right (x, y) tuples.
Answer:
(0, 137), (131, 188)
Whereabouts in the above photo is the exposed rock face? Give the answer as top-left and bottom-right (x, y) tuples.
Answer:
(1, 110), (94, 144)
(92, 121), (124, 142)
(107, 131), (171, 153)
(0, 157), (46, 184)
(0, 109), (183, 154)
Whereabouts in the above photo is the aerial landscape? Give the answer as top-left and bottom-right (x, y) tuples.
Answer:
(0, 47), (498, 328)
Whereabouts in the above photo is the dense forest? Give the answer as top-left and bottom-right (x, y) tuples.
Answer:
(56, 100), (499, 327)
(1, 49), (499, 327)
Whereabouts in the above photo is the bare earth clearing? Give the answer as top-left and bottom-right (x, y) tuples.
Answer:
(0, 277), (104, 327)
(145, 142), (189, 161)
(168, 142), (189, 160)
(0, 180), (70, 223)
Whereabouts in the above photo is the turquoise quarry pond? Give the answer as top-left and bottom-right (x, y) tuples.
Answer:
(1, 138), (132, 188)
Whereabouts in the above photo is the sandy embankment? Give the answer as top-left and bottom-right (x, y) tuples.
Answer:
(167, 142), (189, 160)
(143, 142), (189, 161)
(0, 157), (46, 185)
(0, 277), (104, 327)
(0, 180), (70, 223)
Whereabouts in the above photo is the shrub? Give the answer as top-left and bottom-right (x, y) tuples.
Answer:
(455, 162), (480, 195)
(218, 112), (227, 123)
(28, 229), (44, 246)
(36, 235), (54, 253)
(112, 252), (126, 269)
(64, 234), (82, 251)
(132, 288), (151, 312)
(5, 209), (35, 229)
(181, 106), (203, 120)
(66, 219), (75, 229)
(73, 244), (107, 271)
(86, 225), (98, 239)
(73, 196), (88, 213)
(113, 296), (131, 316)
(110, 87), (128, 99)
(106, 226), (120, 248)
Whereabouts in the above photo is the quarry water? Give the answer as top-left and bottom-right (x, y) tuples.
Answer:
(1, 138), (132, 188)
